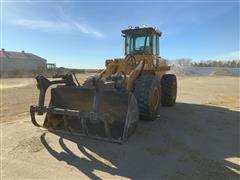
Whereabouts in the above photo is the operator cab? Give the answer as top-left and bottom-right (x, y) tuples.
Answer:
(122, 26), (162, 56)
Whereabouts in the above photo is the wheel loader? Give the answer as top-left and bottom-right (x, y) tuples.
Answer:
(30, 26), (177, 143)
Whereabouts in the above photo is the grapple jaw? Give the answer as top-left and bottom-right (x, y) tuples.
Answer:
(30, 74), (139, 143)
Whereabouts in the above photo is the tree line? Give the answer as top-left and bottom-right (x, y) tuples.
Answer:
(170, 58), (240, 68)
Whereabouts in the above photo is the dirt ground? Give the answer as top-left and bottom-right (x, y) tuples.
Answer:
(1, 74), (239, 179)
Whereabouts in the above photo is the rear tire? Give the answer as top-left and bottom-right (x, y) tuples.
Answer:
(133, 75), (161, 121)
(161, 74), (177, 106)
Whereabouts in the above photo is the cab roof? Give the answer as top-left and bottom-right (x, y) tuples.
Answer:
(121, 27), (162, 36)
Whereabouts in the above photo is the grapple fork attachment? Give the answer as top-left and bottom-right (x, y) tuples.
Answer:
(30, 75), (138, 143)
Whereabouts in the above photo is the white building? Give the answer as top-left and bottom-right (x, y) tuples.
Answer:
(0, 49), (47, 72)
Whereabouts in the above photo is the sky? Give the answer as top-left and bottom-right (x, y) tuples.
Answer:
(1, 0), (239, 68)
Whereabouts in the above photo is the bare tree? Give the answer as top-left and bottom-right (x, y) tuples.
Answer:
(175, 58), (192, 66)
(191, 60), (240, 68)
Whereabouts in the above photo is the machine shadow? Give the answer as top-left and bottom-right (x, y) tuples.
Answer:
(40, 102), (240, 179)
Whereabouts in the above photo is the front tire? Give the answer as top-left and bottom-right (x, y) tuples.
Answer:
(133, 75), (161, 121)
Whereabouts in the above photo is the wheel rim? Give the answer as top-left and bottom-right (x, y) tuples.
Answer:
(151, 87), (160, 111)
(171, 81), (177, 100)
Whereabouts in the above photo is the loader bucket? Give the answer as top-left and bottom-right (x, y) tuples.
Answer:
(43, 86), (139, 143)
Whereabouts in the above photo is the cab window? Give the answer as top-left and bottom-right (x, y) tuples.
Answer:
(125, 35), (151, 55)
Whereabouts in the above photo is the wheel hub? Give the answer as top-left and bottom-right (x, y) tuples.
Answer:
(171, 82), (177, 100)
(151, 87), (160, 111)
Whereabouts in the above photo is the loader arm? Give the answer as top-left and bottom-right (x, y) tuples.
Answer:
(97, 55), (144, 91)
(126, 60), (145, 91)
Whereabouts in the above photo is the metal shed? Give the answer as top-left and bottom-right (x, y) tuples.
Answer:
(0, 49), (47, 72)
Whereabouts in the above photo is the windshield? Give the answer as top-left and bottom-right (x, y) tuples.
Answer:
(125, 35), (151, 55)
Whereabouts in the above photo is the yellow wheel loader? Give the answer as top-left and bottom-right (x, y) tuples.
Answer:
(30, 26), (177, 143)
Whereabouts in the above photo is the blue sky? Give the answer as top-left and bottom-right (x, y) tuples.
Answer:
(1, 0), (239, 68)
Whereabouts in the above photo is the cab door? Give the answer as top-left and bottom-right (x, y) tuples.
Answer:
(152, 33), (159, 67)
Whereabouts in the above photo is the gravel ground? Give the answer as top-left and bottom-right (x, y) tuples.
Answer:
(1, 75), (239, 179)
